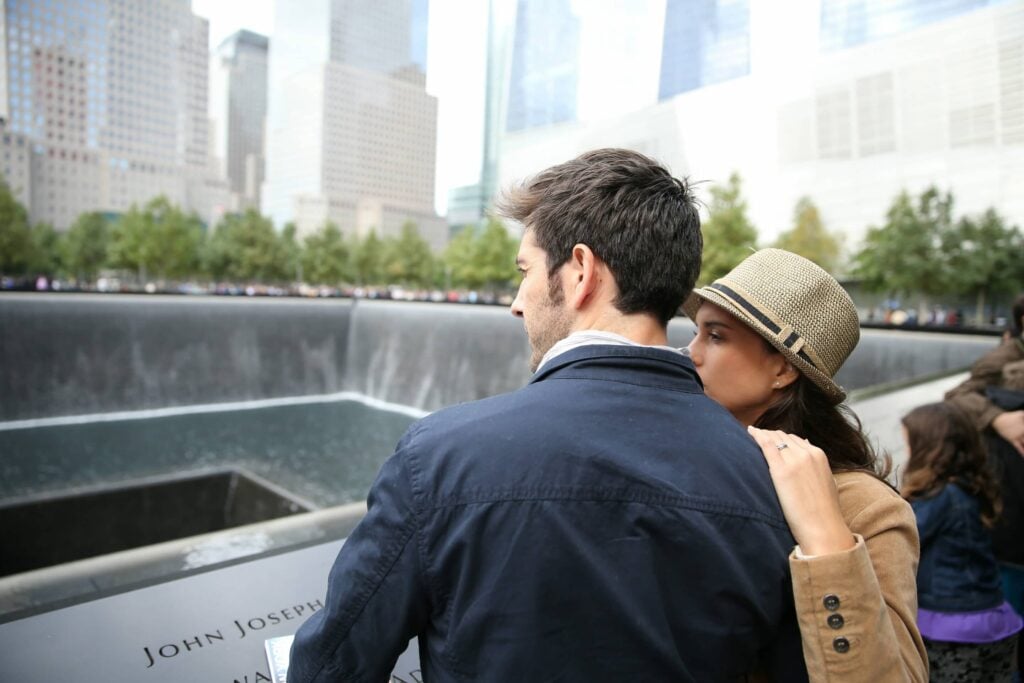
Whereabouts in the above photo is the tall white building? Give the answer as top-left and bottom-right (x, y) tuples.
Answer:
(0, 0), (229, 230)
(263, 0), (446, 250)
(210, 30), (269, 212)
(499, 0), (1024, 260)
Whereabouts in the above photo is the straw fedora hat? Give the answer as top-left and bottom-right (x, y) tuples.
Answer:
(683, 248), (859, 404)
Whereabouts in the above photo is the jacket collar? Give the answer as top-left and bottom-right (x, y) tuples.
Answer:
(529, 344), (705, 393)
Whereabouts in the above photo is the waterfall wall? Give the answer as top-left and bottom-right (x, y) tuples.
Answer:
(0, 294), (999, 421)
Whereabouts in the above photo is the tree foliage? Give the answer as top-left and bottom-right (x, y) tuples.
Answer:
(383, 222), (434, 287)
(27, 222), (62, 275)
(443, 218), (519, 289)
(204, 209), (288, 282)
(699, 172), (758, 285)
(851, 187), (953, 297)
(352, 229), (386, 285)
(0, 180), (33, 275)
(108, 196), (203, 281)
(63, 212), (111, 282)
(774, 197), (841, 273)
(942, 208), (1024, 324)
(301, 222), (352, 285)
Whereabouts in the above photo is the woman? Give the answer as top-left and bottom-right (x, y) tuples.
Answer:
(684, 248), (928, 682)
(901, 402), (1022, 681)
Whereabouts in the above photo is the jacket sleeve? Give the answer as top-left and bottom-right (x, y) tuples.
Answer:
(288, 430), (430, 683)
(945, 341), (1020, 430)
(789, 493), (927, 683)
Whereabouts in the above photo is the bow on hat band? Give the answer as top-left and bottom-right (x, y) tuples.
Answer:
(707, 283), (820, 372)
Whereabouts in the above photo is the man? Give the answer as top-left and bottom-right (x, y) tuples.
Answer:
(289, 149), (806, 682)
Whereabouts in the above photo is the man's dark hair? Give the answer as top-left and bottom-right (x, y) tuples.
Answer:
(496, 148), (702, 325)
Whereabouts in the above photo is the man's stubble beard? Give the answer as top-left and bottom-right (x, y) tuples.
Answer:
(527, 273), (574, 373)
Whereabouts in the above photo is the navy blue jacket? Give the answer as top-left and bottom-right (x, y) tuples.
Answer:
(912, 482), (1005, 612)
(289, 345), (807, 682)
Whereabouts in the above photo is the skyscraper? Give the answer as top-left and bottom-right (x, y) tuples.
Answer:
(263, 0), (444, 249)
(505, 0), (580, 132)
(658, 0), (750, 101)
(0, 0), (227, 230)
(210, 30), (269, 211)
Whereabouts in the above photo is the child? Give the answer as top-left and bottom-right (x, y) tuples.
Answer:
(901, 402), (1022, 682)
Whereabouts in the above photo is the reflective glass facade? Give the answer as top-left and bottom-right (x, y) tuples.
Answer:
(658, 0), (750, 101)
(820, 0), (1014, 51)
(505, 0), (580, 132)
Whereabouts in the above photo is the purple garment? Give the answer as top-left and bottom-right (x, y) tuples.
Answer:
(918, 602), (1023, 643)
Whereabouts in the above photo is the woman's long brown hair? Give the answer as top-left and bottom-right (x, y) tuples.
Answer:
(754, 371), (891, 481)
(899, 402), (1002, 527)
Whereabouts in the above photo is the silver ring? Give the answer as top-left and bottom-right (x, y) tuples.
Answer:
(776, 443), (789, 451)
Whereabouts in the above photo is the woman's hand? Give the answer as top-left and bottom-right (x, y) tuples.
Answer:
(748, 426), (857, 556)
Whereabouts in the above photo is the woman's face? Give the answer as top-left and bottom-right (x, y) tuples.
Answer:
(687, 302), (793, 426)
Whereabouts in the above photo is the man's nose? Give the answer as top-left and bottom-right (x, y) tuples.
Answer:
(510, 293), (523, 318)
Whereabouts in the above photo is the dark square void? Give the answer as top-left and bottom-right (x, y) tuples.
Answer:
(0, 469), (313, 577)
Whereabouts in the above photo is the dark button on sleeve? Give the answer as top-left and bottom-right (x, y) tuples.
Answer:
(833, 636), (850, 653)
(823, 594), (840, 611)
(827, 613), (844, 629)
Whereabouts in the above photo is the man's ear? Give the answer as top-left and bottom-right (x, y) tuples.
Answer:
(567, 244), (599, 309)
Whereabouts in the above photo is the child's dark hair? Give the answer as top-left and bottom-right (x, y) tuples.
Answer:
(900, 402), (1002, 527)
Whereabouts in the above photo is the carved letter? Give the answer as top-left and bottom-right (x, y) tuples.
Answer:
(268, 612), (281, 625)
(248, 617), (267, 631)
(307, 599), (324, 612)
(182, 636), (202, 652)
(158, 643), (180, 658)
(205, 630), (224, 644)
(143, 646), (155, 668)
(281, 607), (294, 620)
(234, 619), (246, 639)
(293, 604), (305, 617)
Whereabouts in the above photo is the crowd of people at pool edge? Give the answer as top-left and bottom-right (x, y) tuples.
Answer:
(281, 149), (1024, 683)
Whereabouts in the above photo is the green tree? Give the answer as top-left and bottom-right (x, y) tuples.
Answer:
(443, 218), (519, 290)
(204, 209), (289, 282)
(0, 180), (33, 275)
(699, 173), (758, 285)
(108, 197), (203, 281)
(383, 222), (434, 287)
(474, 218), (519, 289)
(63, 212), (111, 283)
(27, 222), (62, 276)
(852, 187), (952, 298)
(942, 208), (1024, 325)
(281, 222), (303, 283)
(774, 197), (841, 273)
(352, 229), (386, 285)
(108, 203), (157, 281)
(301, 222), (352, 285)
(444, 225), (480, 288)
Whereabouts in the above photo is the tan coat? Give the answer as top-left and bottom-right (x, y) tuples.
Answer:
(789, 471), (928, 683)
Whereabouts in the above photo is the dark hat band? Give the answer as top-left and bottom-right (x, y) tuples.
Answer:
(708, 283), (820, 371)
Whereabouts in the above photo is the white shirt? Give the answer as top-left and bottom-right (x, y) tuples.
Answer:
(536, 330), (686, 373)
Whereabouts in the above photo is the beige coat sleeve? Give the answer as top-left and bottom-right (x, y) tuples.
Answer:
(789, 473), (927, 683)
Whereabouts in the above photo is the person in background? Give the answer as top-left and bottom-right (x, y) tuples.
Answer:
(901, 402), (1022, 682)
(686, 248), (927, 682)
(946, 293), (1024, 457)
(946, 293), (1024, 677)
